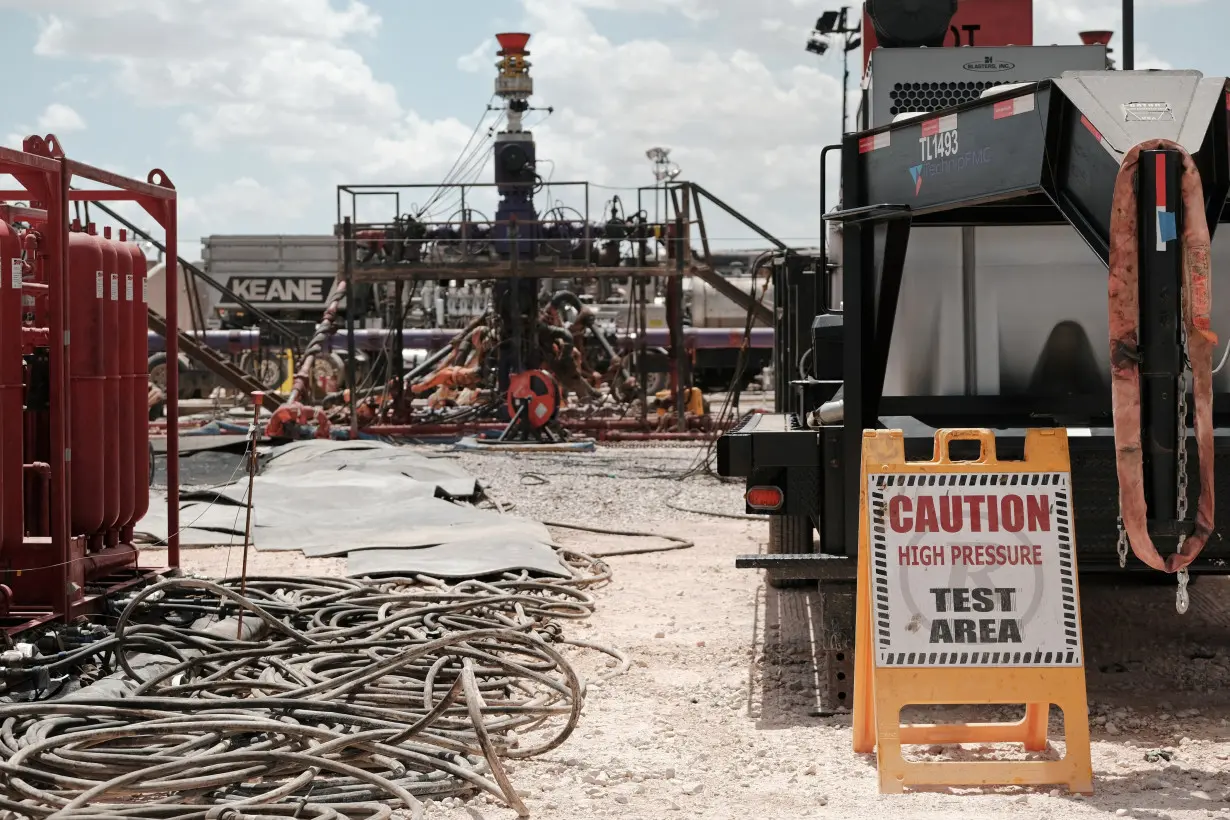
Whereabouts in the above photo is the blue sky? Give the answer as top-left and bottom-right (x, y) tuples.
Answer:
(0, 0), (1219, 259)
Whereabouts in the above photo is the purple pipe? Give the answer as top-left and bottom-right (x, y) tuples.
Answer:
(146, 326), (773, 355)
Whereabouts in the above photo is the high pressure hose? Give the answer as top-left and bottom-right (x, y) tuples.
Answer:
(1109, 140), (1217, 575)
(0, 562), (628, 819)
(288, 278), (348, 406)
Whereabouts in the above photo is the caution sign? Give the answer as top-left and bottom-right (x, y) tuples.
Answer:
(852, 428), (1092, 796)
(869, 472), (1081, 667)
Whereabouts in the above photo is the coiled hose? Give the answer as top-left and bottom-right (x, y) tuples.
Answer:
(0, 560), (627, 819)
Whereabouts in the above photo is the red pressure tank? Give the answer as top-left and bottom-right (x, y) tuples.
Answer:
(0, 220), (23, 557)
(108, 228), (136, 538)
(67, 230), (106, 537)
(123, 236), (150, 539)
(96, 227), (121, 543)
(23, 230), (50, 536)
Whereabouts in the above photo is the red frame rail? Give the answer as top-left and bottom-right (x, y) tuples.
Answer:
(0, 133), (179, 630)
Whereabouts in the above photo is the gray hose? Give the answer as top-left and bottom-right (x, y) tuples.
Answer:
(0, 562), (629, 819)
(550, 291), (584, 318)
(816, 384), (844, 425)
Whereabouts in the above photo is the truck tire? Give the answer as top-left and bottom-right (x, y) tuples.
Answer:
(240, 350), (289, 392)
(767, 514), (814, 589)
(147, 352), (186, 420)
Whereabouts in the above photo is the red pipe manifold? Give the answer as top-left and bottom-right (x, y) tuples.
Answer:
(265, 403), (331, 439)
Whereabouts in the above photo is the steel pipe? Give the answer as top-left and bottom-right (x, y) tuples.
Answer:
(146, 326), (775, 354)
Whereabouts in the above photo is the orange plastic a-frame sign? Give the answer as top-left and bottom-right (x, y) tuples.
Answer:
(852, 428), (1093, 794)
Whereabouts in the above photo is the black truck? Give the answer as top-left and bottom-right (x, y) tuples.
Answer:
(719, 0), (1230, 713)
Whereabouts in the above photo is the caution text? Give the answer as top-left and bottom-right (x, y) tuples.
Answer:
(888, 493), (1050, 534)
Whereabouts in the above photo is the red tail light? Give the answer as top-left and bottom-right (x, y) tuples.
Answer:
(746, 486), (784, 510)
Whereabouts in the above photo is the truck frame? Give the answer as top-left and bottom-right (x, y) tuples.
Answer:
(720, 27), (1230, 713)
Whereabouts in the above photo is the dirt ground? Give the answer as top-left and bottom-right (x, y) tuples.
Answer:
(142, 442), (1230, 820)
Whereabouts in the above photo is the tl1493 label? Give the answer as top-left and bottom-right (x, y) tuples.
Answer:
(920, 129), (960, 162)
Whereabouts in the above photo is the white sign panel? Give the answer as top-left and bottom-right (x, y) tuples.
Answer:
(867, 471), (1081, 668)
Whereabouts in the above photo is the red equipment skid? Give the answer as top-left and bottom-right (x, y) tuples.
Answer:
(0, 133), (180, 634)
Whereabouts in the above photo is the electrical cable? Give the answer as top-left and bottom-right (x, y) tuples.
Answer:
(416, 97), (498, 218)
(423, 113), (505, 222)
(139, 441), (254, 549)
(679, 252), (774, 481)
(540, 521), (694, 557)
(664, 490), (757, 521)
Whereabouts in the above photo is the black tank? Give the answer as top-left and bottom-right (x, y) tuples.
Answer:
(865, 0), (959, 48)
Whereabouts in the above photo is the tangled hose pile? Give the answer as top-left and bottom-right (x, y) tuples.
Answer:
(0, 554), (624, 819)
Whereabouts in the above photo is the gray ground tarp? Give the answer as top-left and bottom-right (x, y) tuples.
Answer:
(138, 438), (563, 579)
(347, 532), (570, 578)
(136, 493), (253, 546)
(261, 440), (480, 498)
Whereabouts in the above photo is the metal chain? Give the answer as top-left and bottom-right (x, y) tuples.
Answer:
(1114, 316), (1192, 612)
(1176, 326), (1190, 531)
(1175, 322), (1191, 614)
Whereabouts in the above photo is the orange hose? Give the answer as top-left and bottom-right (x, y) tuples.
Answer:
(1108, 140), (1217, 573)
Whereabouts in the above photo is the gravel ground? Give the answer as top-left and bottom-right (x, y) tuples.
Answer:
(142, 441), (1230, 820)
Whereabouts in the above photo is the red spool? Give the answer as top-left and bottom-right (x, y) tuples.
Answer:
(109, 229), (135, 538)
(124, 238), (150, 536)
(0, 220), (22, 557)
(67, 230), (106, 537)
(97, 227), (121, 541)
(506, 369), (561, 429)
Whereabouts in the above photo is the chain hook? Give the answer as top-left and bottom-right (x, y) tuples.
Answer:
(1172, 331), (1192, 615)
(1116, 516), (1128, 569)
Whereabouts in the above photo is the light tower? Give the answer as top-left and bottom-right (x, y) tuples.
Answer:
(492, 32), (538, 259)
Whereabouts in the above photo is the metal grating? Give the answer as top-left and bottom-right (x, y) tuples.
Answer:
(888, 80), (1014, 117)
(1070, 447), (1229, 561)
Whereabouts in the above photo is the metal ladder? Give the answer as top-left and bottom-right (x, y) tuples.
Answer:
(146, 307), (285, 409)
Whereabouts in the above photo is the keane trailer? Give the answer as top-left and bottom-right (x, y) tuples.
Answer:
(720, 0), (1230, 713)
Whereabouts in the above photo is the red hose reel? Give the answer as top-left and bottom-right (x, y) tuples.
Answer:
(506, 369), (562, 430)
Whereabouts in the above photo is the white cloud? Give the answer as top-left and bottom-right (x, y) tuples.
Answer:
(1134, 45), (1175, 71)
(0, 0), (1207, 258)
(36, 103), (85, 133)
(3, 103), (87, 153)
(482, 0), (846, 246)
(1032, 0), (1209, 46)
(4, 0), (850, 252)
(565, 0), (715, 23)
